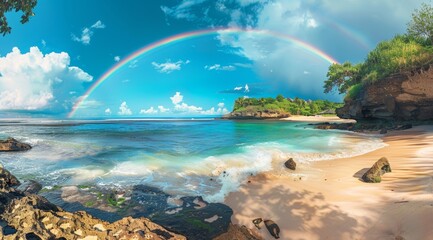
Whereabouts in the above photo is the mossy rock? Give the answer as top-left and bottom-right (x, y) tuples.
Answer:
(362, 157), (391, 183)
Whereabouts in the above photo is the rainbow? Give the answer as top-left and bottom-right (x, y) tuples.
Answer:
(68, 27), (339, 118)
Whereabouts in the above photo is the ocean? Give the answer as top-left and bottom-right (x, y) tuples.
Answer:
(0, 118), (386, 202)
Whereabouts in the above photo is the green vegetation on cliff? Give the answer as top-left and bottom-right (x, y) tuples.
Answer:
(232, 95), (343, 116)
(324, 2), (433, 100)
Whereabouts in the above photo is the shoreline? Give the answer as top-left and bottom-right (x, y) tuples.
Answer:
(224, 125), (433, 239)
(281, 115), (356, 123)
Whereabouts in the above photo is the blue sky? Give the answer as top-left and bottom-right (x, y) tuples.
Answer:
(0, 0), (426, 118)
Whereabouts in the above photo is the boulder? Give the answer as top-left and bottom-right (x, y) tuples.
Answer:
(284, 158), (296, 170)
(0, 165), (20, 192)
(362, 157), (392, 183)
(264, 220), (280, 239)
(213, 223), (263, 240)
(0, 137), (32, 151)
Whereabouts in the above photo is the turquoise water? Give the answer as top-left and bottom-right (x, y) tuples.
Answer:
(0, 119), (385, 202)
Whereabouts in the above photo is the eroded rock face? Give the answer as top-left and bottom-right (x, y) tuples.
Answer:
(1, 195), (186, 240)
(0, 165), (20, 192)
(362, 157), (392, 183)
(0, 137), (32, 151)
(223, 109), (290, 119)
(337, 65), (433, 121)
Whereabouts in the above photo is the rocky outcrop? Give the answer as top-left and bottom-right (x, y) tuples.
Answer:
(337, 64), (433, 121)
(284, 158), (296, 170)
(42, 185), (233, 240)
(362, 157), (392, 183)
(213, 224), (263, 240)
(0, 137), (32, 151)
(223, 108), (290, 119)
(0, 165), (20, 192)
(0, 165), (186, 240)
(2, 195), (186, 240)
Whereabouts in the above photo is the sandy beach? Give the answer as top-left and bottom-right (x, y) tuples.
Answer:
(281, 115), (357, 123)
(225, 125), (433, 240)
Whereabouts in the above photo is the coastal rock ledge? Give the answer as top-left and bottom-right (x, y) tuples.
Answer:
(0, 164), (185, 240)
(0, 138), (32, 152)
(223, 109), (290, 120)
(337, 64), (433, 121)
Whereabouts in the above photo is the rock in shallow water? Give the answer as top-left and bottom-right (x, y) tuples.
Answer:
(284, 158), (296, 170)
(17, 180), (42, 194)
(0, 137), (31, 151)
(39, 184), (233, 240)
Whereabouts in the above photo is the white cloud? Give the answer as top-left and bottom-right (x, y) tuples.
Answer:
(201, 105), (230, 115)
(170, 92), (184, 105)
(306, 18), (318, 28)
(72, 28), (92, 45)
(234, 62), (253, 68)
(114, 56), (120, 62)
(234, 86), (243, 91)
(118, 101), (132, 115)
(77, 100), (102, 109)
(41, 40), (46, 47)
(205, 64), (236, 71)
(72, 20), (105, 45)
(161, 0), (207, 20)
(68, 66), (93, 82)
(105, 108), (111, 115)
(158, 105), (170, 113)
(129, 60), (138, 68)
(244, 84), (250, 93)
(0, 47), (92, 110)
(91, 20), (106, 29)
(140, 106), (158, 114)
(152, 60), (189, 73)
(174, 102), (203, 113)
(169, 92), (229, 115)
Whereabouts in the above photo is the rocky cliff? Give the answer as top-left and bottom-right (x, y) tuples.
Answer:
(223, 107), (290, 119)
(337, 64), (433, 121)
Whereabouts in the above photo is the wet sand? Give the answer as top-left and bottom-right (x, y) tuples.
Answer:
(225, 125), (433, 240)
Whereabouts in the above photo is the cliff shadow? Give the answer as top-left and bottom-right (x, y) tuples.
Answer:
(227, 176), (359, 240)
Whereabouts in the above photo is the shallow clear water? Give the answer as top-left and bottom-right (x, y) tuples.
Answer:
(0, 119), (386, 202)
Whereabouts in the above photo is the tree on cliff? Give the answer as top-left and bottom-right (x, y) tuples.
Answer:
(323, 62), (361, 94)
(0, 0), (37, 36)
(407, 3), (433, 43)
